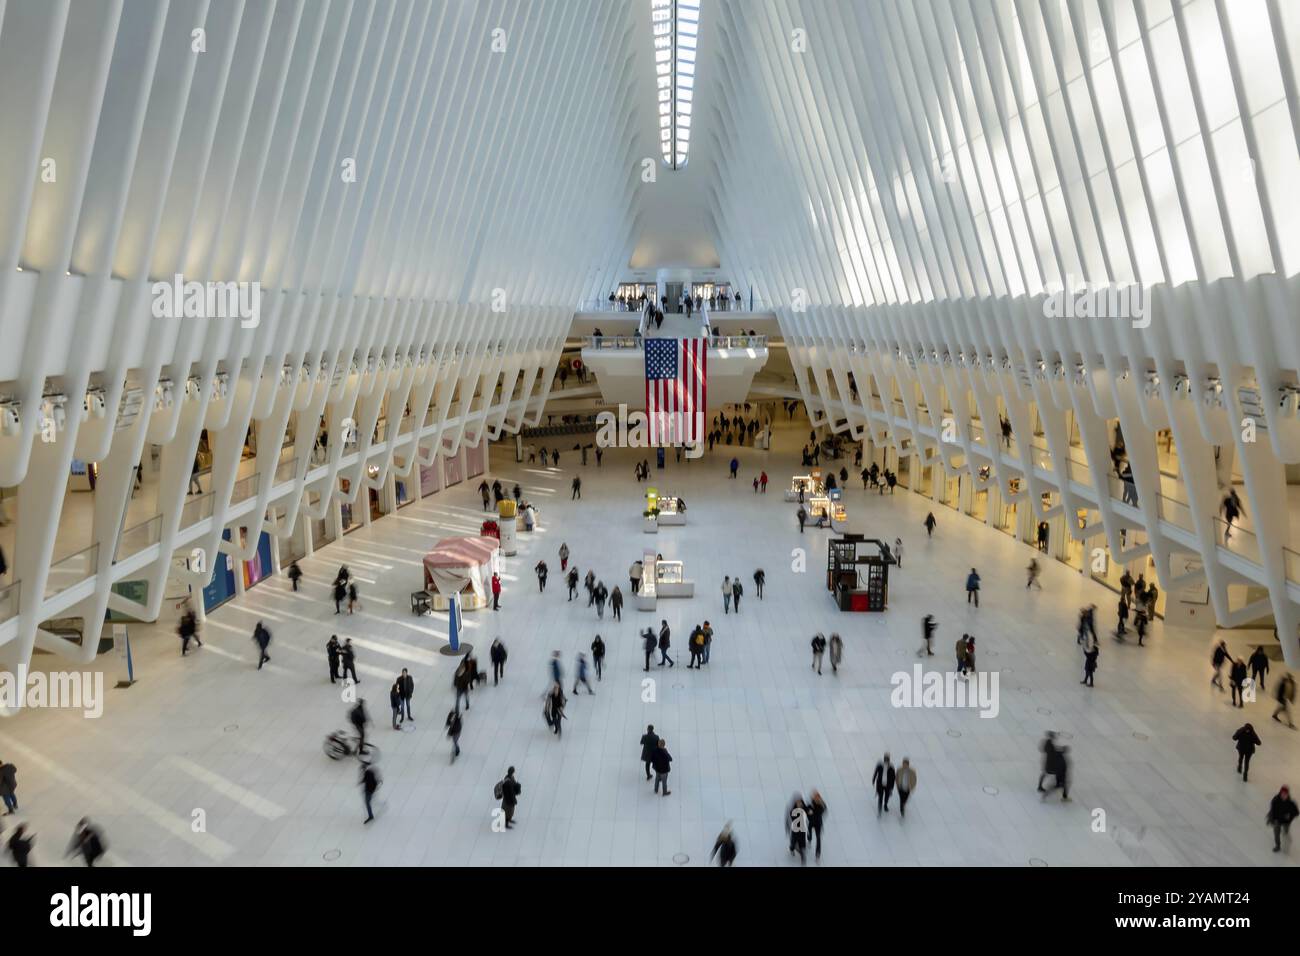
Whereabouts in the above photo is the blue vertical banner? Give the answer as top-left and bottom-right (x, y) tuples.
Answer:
(447, 592), (462, 651)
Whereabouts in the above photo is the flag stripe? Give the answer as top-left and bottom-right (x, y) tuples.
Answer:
(644, 337), (707, 446)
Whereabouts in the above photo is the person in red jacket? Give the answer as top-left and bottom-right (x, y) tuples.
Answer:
(759, 471), (768, 493)
(491, 572), (502, 611)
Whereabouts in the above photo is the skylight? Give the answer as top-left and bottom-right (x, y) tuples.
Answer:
(652, 0), (699, 170)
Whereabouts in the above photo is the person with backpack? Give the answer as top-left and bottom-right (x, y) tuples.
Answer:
(810, 633), (827, 675)
(496, 768), (521, 828)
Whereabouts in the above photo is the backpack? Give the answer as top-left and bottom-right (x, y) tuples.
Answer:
(494, 780), (504, 800)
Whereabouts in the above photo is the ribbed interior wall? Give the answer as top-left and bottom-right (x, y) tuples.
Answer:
(702, 0), (1300, 657)
(0, 0), (644, 670)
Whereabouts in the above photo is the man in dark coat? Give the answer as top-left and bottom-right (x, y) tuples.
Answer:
(1234, 722), (1262, 781)
(639, 725), (659, 781)
(398, 668), (415, 722)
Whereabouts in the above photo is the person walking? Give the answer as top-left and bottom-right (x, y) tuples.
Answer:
(347, 581), (360, 614)
(872, 753), (896, 815)
(1115, 594), (1129, 638)
(1268, 786), (1298, 853)
(955, 634), (971, 677)
(333, 577), (347, 615)
(491, 572), (502, 611)
(591, 635), (606, 680)
(965, 568), (981, 607)
(797, 506), (807, 533)
(1039, 737), (1070, 801)
(896, 759), (917, 819)
(549, 650), (563, 688)
(0, 758), (17, 815)
(251, 621), (272, 669)
(1211, 639), (1230, 691)
(610, 586), (623, 621)
(1234, 722), (1262, 781)
(177, 602), (201, 655)
(361, 762), (382, 824)
(1250, 646), (1270, 694)
(341, 639), (359, 684)
(327, 635), (342, 683)
(1026, 558), (1041, 590)
(924, 512), (937, 538)
(1082, 643), (1099, 687)
(546, 684), (567, 736)
(651, 738), (672, 795)
(700, 620), (714, 665)
(1273, 673), (1296, 728)
(349, 699), (370, 751)
(573, 653), (594, 695)
(1230, 657), (1249, 708)
(722, 576), (732, 614)
(584, 569), (596, 606)
(398, 668), (414, 723)
(753, 568), (765, 599)
(445, 710), (462, 761)
(571, 476), (581, 500)
(811, 633), (827, 675)
(642, 628), (657, 672)
(760, 471), (768, 493)
(287, 560), (302, 592)
(559, 542), (569, 572)
(711, 823), (738, 866)
(787, 795), (809, 864)
(490, 638), (507, 685)
(658, 621), (674, 667)
(453, 658), (474, 713)
(6, 824), (33, 867)
(535, 560), (548, 592)
(807, 790), (828, 860)
(639, 726), (659, 780)
(630, 559), (643, 594)
(729, 457), (739, 479)
(893, 538), (903, 569)
(66, 819), (107, 867)
(1036, 731), (1059, 793)
(919, 613), (936, 657)
(594, 581), (608, 619)
(731, 577), (743, 613)
(566, 566), (579, 601)
(479, 479), (491, 511)
(497, 767), (521, 829)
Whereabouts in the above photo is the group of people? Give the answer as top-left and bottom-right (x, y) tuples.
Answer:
(861, 461), (898, 493)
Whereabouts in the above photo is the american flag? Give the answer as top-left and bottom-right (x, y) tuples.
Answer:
(644, 337), (707, 445)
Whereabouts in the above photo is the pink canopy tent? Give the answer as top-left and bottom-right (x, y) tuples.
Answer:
(423, 535), (500, 604)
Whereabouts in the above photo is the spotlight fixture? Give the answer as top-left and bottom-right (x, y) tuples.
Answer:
(185, 376), (203, 400)
(41, 394), (67, 431)
(1277, 385), (1300, 416)
(1238, 386), (1264, 419)
(1202, 377), (1223, 407)
(1053, 361), (1065, 380)
(211, 371), (230, 399)
(1143, 371), (1161, 398)
(1172, 373), (1191, 397)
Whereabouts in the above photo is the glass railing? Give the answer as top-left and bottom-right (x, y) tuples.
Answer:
(274, 457), (299, 485)
(586, 335), (643, 349)
(0, 580), (19, 624)
(180, 491), (214, 527)
(1158, 494), (1195, 532)
(116, 515), (162, 561)
(582, 296), (763, 313)
(1215, 517), (1262, 564)
(232, 474), (258, 504)
(44, 544), (98, 599)
(1285, 547), (1300, 584)
(710, 334), (768, 349)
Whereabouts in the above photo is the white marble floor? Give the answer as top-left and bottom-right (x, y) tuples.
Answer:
(1, 417), (1297, 867)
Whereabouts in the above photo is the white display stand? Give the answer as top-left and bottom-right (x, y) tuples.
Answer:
(499, 516), (518, 555)
(636, 547), (658, 610)
(657, 496), (686, 526)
